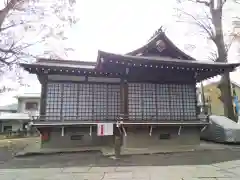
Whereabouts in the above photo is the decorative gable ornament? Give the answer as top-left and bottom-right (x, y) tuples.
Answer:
(156, 40), (166, 52)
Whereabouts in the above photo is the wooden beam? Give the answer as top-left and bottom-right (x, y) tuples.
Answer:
(39, 74), (48, 118)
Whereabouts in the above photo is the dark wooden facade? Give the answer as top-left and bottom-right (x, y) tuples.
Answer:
(20, 29), (240, 153)
(21, 57), (240, 125)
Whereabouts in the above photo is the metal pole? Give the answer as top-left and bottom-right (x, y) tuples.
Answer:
(201, 82), (206, 113)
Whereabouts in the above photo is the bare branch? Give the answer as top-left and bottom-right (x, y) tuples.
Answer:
(0, 19), (35, 32)
(0, 0), (26, 28)
(0, 86), (14, 93)
(207, 51), (218, 61)
(0, 0), (78, 93)
(177, 0), (210, 6)
(176, 8), (214, 38)
(225, 35), (236, 53)
(196, 0), (210, 6)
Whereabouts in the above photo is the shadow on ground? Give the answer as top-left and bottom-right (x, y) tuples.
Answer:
(1, 148), (240, 169)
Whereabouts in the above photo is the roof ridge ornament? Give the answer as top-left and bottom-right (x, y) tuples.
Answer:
(148, 26), (163, 41)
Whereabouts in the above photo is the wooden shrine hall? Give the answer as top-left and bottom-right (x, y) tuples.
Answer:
(21, 28), (240, 155)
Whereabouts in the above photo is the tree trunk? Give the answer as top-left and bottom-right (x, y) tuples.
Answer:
(210, 3), (236, 121)
(219, 73), (236, 121)
(0, 0), (20, 28)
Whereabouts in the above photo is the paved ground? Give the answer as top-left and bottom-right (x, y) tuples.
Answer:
(1, 148), (240, 179)
(0, 137), (38, 164)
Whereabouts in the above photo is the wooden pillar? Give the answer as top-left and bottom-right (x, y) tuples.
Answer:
(39, 74), (48, 119)
(114, 68), (128, 158)
(114, 135), (121, 159)
(123, 79), (128, 117)
(120, 79), (128, 117)
(200, 82), (206, 114)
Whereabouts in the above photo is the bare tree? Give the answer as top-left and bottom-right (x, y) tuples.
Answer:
(0, 0), (78, 93)
(176, 0), (239, 121)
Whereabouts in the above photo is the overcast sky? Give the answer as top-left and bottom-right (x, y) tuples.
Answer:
(0, 0), (240, 106)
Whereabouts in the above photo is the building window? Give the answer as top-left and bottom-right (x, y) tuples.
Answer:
(25, 102), (38, 110)
(3, 126), (12, 132)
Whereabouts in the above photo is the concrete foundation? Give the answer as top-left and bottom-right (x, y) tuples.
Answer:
(41, 127), (114, 149)
(40, 126), (201, 152)
(122, 126), (201, 149)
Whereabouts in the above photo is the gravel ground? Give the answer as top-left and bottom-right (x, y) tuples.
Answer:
(0, 137), (39, 164)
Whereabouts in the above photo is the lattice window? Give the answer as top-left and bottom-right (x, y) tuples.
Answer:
(93, 84), (108, 120)
(46, 82), (120, 121)
(156, 84), (170, 120)
(92, 84), (121, 120)
(46, 83), (62, 120)
(169, 84), (184, 120)
(128, 83), (142, 119)
(78, 84), (93, 120)
(182, 84), (197, 120)
(62, 83), (78, 120)
(107, 84), (121, 120)
(128, 83), (197, 121)
(142, 83), (156, 120)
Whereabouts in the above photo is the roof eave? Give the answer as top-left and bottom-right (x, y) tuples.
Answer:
(20, 63), (34, 74)
(37, 58), (96, 66)
(20, 62), (96, 75)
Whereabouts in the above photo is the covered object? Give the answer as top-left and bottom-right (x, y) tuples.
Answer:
(201, 115), (240, 143)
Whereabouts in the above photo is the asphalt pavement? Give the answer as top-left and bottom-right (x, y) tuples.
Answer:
(1, 148), (240, 179)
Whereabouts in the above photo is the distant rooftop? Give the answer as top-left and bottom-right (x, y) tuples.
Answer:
(0, 103), (18, 111)
(15, 93), (41, 99)
(0, 112), (31, 120)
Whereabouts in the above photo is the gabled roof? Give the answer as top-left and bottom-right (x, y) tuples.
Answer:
(126, 27), (195, 60)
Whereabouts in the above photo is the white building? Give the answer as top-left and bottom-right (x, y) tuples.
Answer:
(0, 93), (40, 133)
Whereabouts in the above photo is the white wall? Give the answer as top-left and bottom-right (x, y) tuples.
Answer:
(1, 121), (23, 132)
(17, 98), (40, 114)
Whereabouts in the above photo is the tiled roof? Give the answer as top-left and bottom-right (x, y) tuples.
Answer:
(34, 58), (95, 69)
(98, 51), (240, 68)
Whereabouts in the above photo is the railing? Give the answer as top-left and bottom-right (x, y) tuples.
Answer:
(31, 113), (209, 123)
(31, 115), (119, 122)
